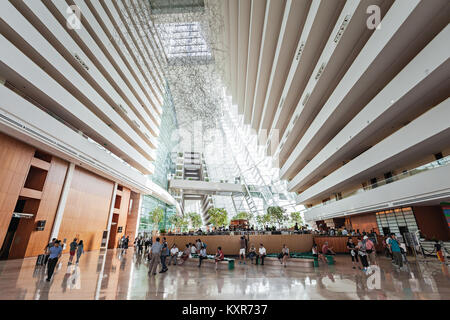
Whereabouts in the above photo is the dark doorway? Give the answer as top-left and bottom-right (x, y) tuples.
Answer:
(399, 226), (409, 237)
(0, 199), (27, 260)
(0, 217), (21, 260)
(382, 227), (391, 235)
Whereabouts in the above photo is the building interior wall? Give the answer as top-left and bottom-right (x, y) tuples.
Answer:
(56, 166), (114, 253)
(348, 212), (379, 234)
(108, 185), (131, 249)
(125, 191), (141, 242)
(0, 132), (35, 247)
(23, 158), (68, 257)
(413, 205), (450, 241)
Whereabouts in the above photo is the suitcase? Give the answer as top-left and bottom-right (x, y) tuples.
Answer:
(36, 254), (45, 266)
(43, 254), (49, 265)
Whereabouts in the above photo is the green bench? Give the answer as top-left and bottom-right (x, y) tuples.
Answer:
(190, 254), (235, 270)
(265, 252), (335, 267)
(292, 252), (335, 266)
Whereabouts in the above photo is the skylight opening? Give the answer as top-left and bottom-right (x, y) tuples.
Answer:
(156, 22), (212, 61)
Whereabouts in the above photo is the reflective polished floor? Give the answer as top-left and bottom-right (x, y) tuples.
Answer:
(0, 249), (449, 300)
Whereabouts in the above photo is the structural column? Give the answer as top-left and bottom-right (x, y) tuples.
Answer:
(50, 162), (75, 240)
(134, 194), (143, 237)
(104, 182), (118, 249)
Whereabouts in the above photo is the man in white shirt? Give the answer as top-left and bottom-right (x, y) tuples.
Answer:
(168, 244), (179, 266)
(342, 228), (348, 236)
(256, 243), (266, 265)
(190, 243), (196, 257)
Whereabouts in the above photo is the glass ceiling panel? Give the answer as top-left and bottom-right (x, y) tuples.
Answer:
(156, 22), (212, 62)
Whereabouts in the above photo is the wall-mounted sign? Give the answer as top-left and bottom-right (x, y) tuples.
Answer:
(118, 227), (123, 233)
(36, 220), (46, 231)
(12, 212), (34, 219)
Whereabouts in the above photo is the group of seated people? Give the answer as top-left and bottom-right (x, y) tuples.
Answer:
(314, 227), (378, 238)
(167, 240), (226, 270)
(246, 243), (267, 265)
(167, 224), (314, 236)
(155, 239), (336, 270)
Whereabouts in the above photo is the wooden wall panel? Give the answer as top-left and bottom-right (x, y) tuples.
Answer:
(116, 187), (131, 245)
(125, 192), (140, 242)
(0, 132), (34, 246)
(108, 214), (119, 249)
(313, 236), (350, 253)
(8, 199), (40, 259)
(163, 234), (314, 255)
(24, 158), (68, 257)
(413, 206), (450, 241)
(349, 213), (379, 234)
(58, 166), (114, 253)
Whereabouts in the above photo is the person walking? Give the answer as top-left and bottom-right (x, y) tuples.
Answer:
(239, 236), (247, 264)
(144, 238), (150, 253)
(168, 244), (179, 266)
(346, 237), (359, 269)
(46, 240), (63, 281)
(148, 237), (162, 275)
(256, 243), (266, 265)
(124, 236), (130, 254)
(68, 238), (78, 265)
(387, 233), (403, 269)
(383, 236), (392, 259)
(364, 235), (376, 265)
(434, 240), (445, 263)
(137, 237), (144, 255)
(198, 245), (207, 267)
(160, 237), (169, 273)
(357, 237), (369, 272)
(76, 240), (84, 264)
(119, 235), (126, 255)
(44, 238), (56, 266)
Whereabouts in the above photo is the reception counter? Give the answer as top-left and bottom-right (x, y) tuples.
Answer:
(162, 234), (314, 255)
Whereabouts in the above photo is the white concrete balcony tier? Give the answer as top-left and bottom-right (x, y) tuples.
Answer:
(296, 97), (450, 204)
(169, 179), (244, 195)
(289, 24), (450, 193)
(0, 0), (156, 160)
(0, 33), (152, 174)
(303, 163), (450, 223)
(0, 85), (180, 214)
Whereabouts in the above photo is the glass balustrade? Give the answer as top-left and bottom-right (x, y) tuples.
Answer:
(304, 155), (450, 212)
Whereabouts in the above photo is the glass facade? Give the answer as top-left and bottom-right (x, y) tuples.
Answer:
(150, 82), (179, 190)
(138, 82), (179, 233)
(138, 195), (177, 233)
(376, 207), (419, 236)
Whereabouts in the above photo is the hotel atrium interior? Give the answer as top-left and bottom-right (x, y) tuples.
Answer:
(0, 0), (449, 304)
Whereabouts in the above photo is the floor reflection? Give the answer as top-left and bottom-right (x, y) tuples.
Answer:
(0, 249), (448, 300)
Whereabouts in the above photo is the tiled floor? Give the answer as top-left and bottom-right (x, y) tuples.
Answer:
(0, 249), (448, 300)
